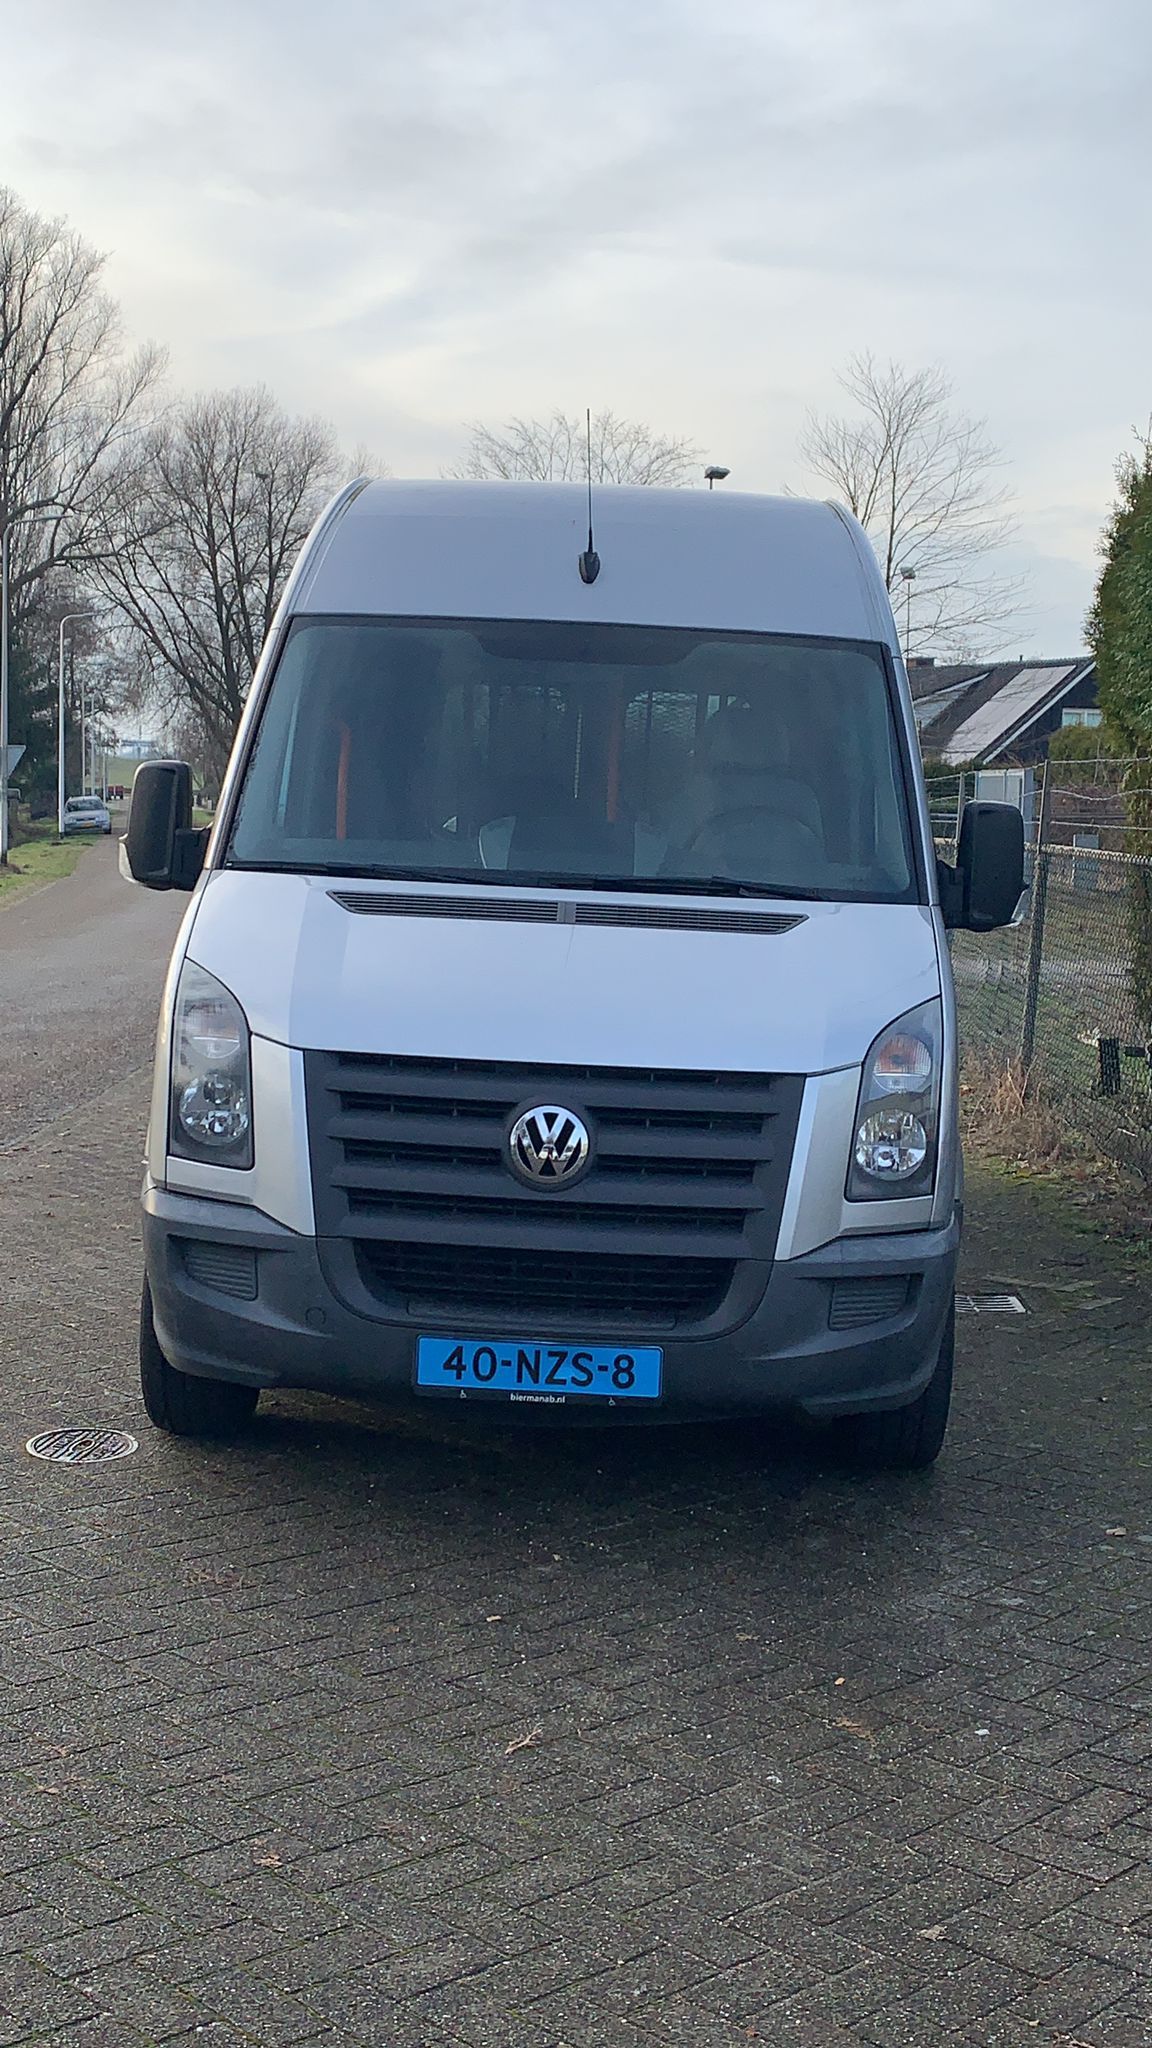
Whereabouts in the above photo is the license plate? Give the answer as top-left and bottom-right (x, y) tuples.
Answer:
(415, 1336), (663, 1405)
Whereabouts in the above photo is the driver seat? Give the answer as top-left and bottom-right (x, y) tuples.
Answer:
(478, 774), (638, 874)
(685, 704), (824, 865)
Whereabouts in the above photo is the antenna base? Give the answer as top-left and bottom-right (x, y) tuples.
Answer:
(578, 549), (601, 585)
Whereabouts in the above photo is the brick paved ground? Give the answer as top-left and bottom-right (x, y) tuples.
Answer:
(0, 888), (1150, 2044)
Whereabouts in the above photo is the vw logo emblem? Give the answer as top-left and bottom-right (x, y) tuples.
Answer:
(507, 1104), (591, 1188)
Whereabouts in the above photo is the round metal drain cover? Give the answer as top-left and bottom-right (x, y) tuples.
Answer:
(26, 1428), (139, 1465)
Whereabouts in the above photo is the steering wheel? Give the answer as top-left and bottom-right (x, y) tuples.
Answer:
(683, 803), (791, 850)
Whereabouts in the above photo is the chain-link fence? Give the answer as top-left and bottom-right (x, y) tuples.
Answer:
(928, 760), (1152, 1183)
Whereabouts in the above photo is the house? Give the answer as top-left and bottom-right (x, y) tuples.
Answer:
(910, 657), (1098, 766)
(116, 737), (165, 762)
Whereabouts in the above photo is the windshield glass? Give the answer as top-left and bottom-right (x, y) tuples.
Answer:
(228, 616), (917, 901)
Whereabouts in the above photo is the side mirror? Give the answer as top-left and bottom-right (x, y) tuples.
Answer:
(938, 800), (1025, 931)
(122, 761), (208, 892)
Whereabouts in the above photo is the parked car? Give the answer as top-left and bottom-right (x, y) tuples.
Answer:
(123, 479), (1024, 1467)
(62, 796), (112, 834)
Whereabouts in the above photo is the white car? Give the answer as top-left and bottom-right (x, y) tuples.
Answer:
(62, 796), (112, 835)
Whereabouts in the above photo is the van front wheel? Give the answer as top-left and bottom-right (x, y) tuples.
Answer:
(139, 1280), (260, 1437)
(837, 1304), (954, 1471)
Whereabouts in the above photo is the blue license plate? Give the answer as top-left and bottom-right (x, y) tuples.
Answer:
(415, 1337), (663, 1404)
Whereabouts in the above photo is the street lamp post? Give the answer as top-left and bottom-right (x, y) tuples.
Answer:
(79, 677), (95, 796)
(58, 613), (95, 836)
(82, 682), (95, 796)
(1, 523), (12, 862)
(898, 565), (917, 663)
(1, 510), (60, 865)
(704, 466), (731, 491)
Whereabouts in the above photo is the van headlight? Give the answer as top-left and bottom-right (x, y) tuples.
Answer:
(170, 963), (253, 1168)
(846, 1000), (941, 1202)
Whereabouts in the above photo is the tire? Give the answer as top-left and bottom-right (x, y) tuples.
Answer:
(837, 1303), (954, 1472)
(139, 1279), (260, 1438)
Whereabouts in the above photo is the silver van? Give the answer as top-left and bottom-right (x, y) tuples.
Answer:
(124, 481), (1023, 1466)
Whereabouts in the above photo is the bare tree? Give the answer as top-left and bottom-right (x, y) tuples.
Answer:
(800, 355), (1019, 656)
(0, 187), (163, 625)
(90, 387), (347, 755)
(456, 409), (699, 486)
(9, 583), (106, 801)
(160, 705), (233, 800)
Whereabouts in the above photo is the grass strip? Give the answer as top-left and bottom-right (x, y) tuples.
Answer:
(0, 825), (88, 907)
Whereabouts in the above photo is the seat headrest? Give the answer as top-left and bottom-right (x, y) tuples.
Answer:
(697, 704), (792, 776)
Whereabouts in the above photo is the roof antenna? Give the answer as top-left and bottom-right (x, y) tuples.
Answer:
(578, 408), (600, 584)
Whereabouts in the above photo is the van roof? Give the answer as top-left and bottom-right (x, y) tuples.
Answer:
(292, 480), (895, 646)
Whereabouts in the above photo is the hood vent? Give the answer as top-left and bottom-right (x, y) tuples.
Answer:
(572, 902), (805, 935)
(328, 891), (806, 936)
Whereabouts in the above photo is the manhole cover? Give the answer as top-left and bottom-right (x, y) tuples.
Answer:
(26, 1428), (139, 1465)
(956, 1294), (1027, 1316)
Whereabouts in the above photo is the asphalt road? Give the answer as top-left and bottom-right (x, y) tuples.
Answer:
(0, 833), (185, 1150)
(0, 853), (1149, 2048)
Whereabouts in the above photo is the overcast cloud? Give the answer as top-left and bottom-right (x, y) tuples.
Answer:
(4, 0), (1149, 651)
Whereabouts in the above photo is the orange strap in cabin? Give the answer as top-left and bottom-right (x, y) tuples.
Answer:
(336, 722), (351, 839)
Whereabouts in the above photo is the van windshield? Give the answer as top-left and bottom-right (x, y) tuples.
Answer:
(227, 616), (918, 902)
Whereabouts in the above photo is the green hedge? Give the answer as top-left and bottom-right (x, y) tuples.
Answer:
(1089, 438), (1152, 1016)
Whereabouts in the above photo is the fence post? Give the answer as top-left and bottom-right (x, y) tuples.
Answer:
(1020, 763), (1053, 1075)
(1098, 1038), (1122, 1095)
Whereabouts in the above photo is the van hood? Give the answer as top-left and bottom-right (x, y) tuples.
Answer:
(185, 872), (942, 1075)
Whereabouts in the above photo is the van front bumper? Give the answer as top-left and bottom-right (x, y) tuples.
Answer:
(143, 1186), (960, 1423)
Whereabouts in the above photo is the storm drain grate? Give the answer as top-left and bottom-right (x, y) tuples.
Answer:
(26, 1428), (139, 1465)
(956, 1294), (1027, 1315)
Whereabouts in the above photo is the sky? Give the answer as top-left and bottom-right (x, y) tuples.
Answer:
(3, 0), (1149, 655)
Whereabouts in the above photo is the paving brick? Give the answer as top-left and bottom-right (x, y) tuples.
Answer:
(0, 1956), (104, 2031)
(64, 1961), (200, 2037)
(976, 1957), (1141, 2042)
(3, 1050), (1152, 2048)
(1032, 1906), (1152, 1974)
(32, 1912), (177, 1981)
(58, 2024), (157, 2048)
(183, 1968), (335, 2045)
(1080, 1986), (1152, 2046)
(633, 1996), (799, 2047)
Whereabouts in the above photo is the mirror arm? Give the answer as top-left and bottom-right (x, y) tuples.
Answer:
(172, 826), (209, 891)
(936, 855), (965, 930)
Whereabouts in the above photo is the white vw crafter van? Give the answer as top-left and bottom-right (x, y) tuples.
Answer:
(124, 481), (1023, 1468)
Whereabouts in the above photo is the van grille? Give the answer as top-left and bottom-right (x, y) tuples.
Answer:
(305, 1052), (803, 1330)
(355, 1244), (732, 1324)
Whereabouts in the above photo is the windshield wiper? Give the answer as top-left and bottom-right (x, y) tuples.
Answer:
(492, 870), (829, 900)
(226, 858), (828, 901)
(650, 874), (829, 901)
(227, 860), (511, 885)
